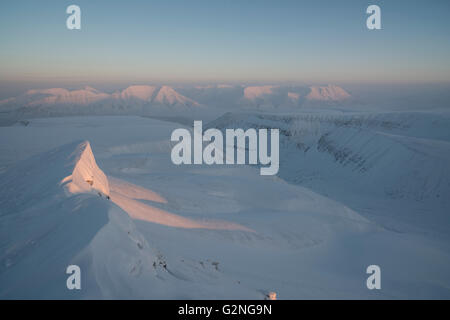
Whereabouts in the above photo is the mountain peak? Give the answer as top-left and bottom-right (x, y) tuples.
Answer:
(83, 86), (101, 93)
(115, 85), (157, 101)
(60, 141), (110, 197)
(154, 86), (201, 107)
(243, 86), (275, 100)
(0, 140), (109, 214)
(306, 85), (351, 101)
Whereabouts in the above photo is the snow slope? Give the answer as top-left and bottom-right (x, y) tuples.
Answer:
(0, 140), (159, 298)
(0, 138), (254, 298)
(206, 110), (450, 235)
(1, 115), (449, 299)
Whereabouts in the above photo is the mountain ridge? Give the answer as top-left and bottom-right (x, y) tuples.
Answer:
(0, 84), (352, 116)
(0, 85), (203, 109)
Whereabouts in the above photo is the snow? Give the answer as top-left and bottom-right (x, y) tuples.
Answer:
(0, 88), (449, 299)
(243, 86), (275, 100)
(153, 86), (201, 108)
(288, 92), (300, 100)
(0, 84), (352, 116)
(60, 141), (110, 197)
(0, 85), (202, 112)
(109, 176), (167, 204)
(306, 85), (351, 101)
(112, 85), (157, 101)
(207, 111), (450, 235)
(109, 176), (252, 231)
(239, 85), (351, 109)
(242, 85), (349, 103)
(27, 87), (110, 106)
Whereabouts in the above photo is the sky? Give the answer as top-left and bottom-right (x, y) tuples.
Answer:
(0, 0), (449, 90)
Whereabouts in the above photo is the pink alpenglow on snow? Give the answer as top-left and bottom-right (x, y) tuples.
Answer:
(60, 141), (110, 197)
(112, 85), (157, 101)
(306, 85), (351, 101)
(109, 182), (253, 232)
(0, 85), (203, 109)
(153, 85), (201, 107)
(243, 86), (275, 100)
(61, 141), (252, 232)
(27, 86), (110, 106)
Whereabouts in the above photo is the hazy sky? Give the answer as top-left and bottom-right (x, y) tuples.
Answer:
(0, 0), (449, 87)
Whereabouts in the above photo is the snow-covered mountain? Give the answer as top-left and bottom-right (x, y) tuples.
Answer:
(0, 87), (103, 111)
(239, 84), (351, 109)
(306, 85), (351, 101)
(152, 85), (200, 108)
(177, 84), (352, 110)
(243, 85), (276, 100)
(26, 86), (109, 106)
(0, 125), (373, 299)
(206, 110), (450, 234)
(0, 84), (352, 116)
(1, 114), (450, 299)
(112, 85), (157, 102)
(0, 85), (202, 115)
(0, 140), (159, 298)
(0, 138), (253, 298)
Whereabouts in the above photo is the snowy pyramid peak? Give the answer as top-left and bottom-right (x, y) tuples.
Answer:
(153, 86), (201, 107)
(60, 141), (110, 197)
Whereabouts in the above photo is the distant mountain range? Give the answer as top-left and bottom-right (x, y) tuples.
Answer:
(0, 85), (200, 109)
(239, 84), (351, 109)
(0, 84), (352, 116)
